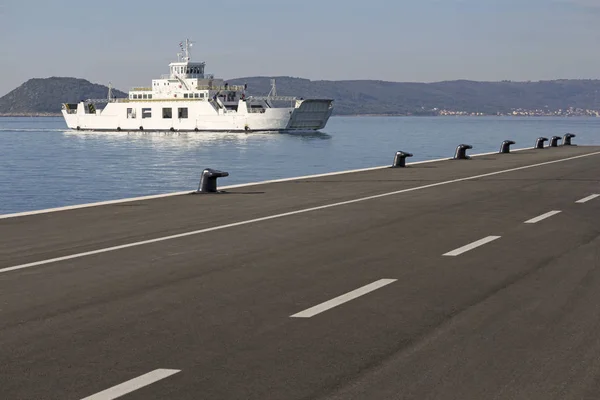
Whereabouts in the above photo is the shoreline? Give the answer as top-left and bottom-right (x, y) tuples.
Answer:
(1, 113), (598, 118)
(0, 113), (62, 117)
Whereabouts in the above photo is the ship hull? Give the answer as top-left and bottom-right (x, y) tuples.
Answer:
(62, 99), (333, 132)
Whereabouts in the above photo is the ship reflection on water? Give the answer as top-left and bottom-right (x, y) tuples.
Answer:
(62, 129), (331, 148)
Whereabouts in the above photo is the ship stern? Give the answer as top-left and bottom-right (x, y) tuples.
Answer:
(285, 99), (334, 130)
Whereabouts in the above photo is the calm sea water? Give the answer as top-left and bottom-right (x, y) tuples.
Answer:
(1, 116), (599, 215)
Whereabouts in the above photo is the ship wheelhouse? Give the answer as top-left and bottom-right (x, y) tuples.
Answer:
(126, 39), (246, 103)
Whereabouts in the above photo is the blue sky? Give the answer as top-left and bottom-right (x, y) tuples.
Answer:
(0, 0), (599, 96)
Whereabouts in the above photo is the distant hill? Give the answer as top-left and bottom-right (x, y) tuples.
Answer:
(1, 76), (600, 116)
(0, 77), (126, 116)
(230, 77), (600, 115)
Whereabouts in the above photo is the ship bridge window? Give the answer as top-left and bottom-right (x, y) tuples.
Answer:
(162, 108), (172, 119)
(178, 107), (188, 119)
(142, 108), (151, 118)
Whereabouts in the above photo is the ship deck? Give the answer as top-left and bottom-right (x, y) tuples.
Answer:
(1, 145), (600, 399)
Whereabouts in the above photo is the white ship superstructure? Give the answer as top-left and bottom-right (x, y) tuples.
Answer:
(62, 39), (333, 132)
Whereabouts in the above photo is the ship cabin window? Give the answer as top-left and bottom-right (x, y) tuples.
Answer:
(178, 107), (188, 119)
(142, 108), (151, 118)
(162, 108), (172, 119)
(194, 93), (199, 98)
(142, 94), (147, 99)
(148, 94), (152, 99)
(184, 94), (188, 99)
(127, 108), (136, 119)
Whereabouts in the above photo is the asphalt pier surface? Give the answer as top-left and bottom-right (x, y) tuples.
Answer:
(1, 145), (600, 400)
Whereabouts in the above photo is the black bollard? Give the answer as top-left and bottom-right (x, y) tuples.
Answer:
(197, 168), (229, 193)
(454, 144), (472, 160)
(535, 137), (548, 149)
(392, 151), (413, 168)
(563, 133), (576, 146)
(549, 136), (561, 147)
(499, 140), (516, 154)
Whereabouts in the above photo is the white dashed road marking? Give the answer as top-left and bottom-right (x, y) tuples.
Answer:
(443, 236), (502, 257)
(524, 211), (562, 224)
(80, 369), (180, 400)
(291, 279), (397, 318)
(576, 194), (599, 204)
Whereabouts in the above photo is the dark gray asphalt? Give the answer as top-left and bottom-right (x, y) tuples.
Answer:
(1, 145), (599, 399)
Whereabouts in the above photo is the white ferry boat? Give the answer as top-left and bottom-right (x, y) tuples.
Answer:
(62, 39), (333, 132)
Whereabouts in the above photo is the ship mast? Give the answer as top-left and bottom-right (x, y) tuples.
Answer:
(179, 38), (194, 62)
(268, 79), (277, 98)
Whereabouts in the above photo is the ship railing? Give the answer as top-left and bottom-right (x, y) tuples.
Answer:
(131, 87), (152, 91)
(84, 98), (130, 104)
(248, 95), (298, 101)
(197, 85), (245, 91)
(84, 98), (110, 104)
(160, 73), (215, 79)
